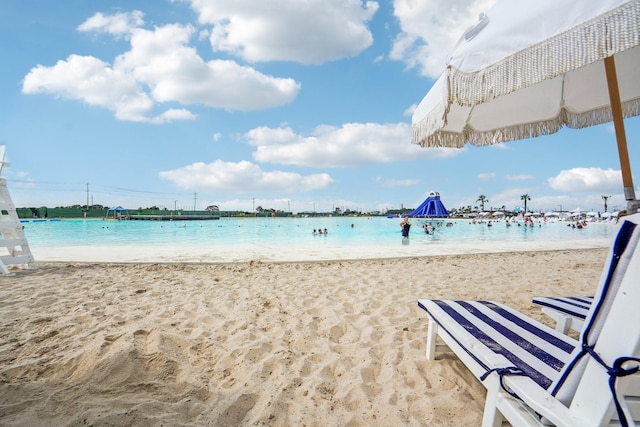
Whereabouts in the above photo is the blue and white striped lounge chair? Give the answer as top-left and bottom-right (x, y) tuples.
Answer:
(417, 213), (640, 426)
(531, 296), (593, 334)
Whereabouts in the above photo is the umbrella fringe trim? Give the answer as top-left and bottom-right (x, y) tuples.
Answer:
(413, 97), (640, 147)
(566, 98), (640, 129)
(411, 101), (459, 147)
(466, 119), (564, 146)
(448, 1), (640, 107)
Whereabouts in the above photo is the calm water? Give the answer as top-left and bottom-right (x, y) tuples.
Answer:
(20, 216), (617, 262)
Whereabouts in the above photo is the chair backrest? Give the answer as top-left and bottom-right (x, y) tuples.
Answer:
(550, 212), (640, 423)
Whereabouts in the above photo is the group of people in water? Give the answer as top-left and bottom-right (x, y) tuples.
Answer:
(399, 215), (594, 240)
(400, 216), (453, 238)
(312, 228), (328, 235)
(473, 218), (541, 227)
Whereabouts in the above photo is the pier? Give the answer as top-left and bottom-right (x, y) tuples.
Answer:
(121, 215), (220, 221)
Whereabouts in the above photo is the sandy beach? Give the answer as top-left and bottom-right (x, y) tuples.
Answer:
(0, 249), (607, 426)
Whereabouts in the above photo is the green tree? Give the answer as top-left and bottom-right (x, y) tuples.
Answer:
(602, 195), (611, 212)
(476, 195), (489, 212)
(521, 194), (531, 214)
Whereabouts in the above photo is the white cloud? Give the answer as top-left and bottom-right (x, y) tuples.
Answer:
(403, 103), (417, 117)
(375, 176), (419, 188)
(22, 54), (156, 122)
(22, 13), (300, 122)
(150, 108), (197, 124)
(391, 0), (495, 77)
(246, 122), (460, 167)
(77, 10), (145, 38)
(482, 188), (533, 211)
(189, 0), (378, 64)
(159, 160), (333, 193)
(116, 24), (300, 109)
(477, 172), (495, 181)
(548, 167), (622, 192)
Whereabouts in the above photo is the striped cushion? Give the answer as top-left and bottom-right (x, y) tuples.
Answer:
(418, 214), (640, 424)
(532, 296), (593, 320)
(418, 299), (577, 390)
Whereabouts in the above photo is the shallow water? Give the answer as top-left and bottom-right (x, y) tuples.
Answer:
(20, 216), (617, 262)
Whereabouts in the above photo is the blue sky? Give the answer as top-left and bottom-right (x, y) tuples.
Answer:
(2, 0), (638, 214)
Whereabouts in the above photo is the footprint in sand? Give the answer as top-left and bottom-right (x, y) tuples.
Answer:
(215, 393), (257, 426)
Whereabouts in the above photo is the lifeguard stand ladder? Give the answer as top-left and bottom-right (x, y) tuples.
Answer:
(0, 146), (36, 275)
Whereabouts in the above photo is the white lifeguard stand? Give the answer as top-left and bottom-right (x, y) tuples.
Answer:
(0, 146), (36, 275)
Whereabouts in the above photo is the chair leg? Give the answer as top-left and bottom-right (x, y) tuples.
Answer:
(426, 317), (438, 360)
(555, 316), (571, 334)
(481, 375), (504, 427)
(542, 308), (571, 334)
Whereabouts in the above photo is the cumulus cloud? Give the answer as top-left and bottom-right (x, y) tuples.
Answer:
(22, 12), (300, 122)
(391, 0), (495, 77)
(23, 54), (156, 122)
(189, 0), (378, 64)
(77, 10), (144, 38)
(245, 122), (459, 167)
(159, 160), (333, 193)
(547, 167), (622, 192)
(115, 23), (300, 109)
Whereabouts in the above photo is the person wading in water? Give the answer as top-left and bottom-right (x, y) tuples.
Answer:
(400, 216), (412, 238)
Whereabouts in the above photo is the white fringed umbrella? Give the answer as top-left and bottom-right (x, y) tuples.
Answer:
(412, 0), (640, 212)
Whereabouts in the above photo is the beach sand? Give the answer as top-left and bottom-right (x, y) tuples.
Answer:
(0, 249), (607, 426)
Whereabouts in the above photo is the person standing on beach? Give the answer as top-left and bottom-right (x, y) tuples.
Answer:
(400, 216), (411, 238)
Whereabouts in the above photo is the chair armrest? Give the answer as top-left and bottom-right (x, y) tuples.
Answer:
(500, 375), (588, 427)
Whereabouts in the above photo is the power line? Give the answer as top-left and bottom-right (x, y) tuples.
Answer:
(7, 178), (191, 198)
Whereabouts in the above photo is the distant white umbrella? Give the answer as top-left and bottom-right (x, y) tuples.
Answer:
(411, 0), (640, 213)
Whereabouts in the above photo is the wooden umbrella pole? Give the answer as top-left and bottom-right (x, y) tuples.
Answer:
(604, 56), (636, 204)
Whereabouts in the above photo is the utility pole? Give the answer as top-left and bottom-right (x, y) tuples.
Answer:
(85, 182), (89, 217)
(193, 192), (197, 211)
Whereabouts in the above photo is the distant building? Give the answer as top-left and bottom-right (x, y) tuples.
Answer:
(206, 205), (220, 212)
